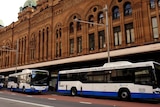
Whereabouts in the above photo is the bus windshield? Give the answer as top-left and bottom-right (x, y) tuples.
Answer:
(154, 63), (160, 87)
(31, 71), (48, 86)
(0, 78), (4, 83)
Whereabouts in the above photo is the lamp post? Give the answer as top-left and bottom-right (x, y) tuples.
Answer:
(15, 40), (19, 73)
(0, 40), (19, 73)
(74, 5), (110, 63)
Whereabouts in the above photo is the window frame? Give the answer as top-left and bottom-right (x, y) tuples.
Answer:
(77, 36), (82, 53)
(124, 2), (132, 16)
(113, 26), (122, 46)
(69, 39), (74, 54)
(98, 30), (105, 49)
(151, 17), (159, 39)
(112, 6), (120, 19)
(125, 23), (134, 44)
(89, 33), (95, 51)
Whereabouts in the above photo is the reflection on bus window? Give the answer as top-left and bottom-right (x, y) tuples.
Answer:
(135, 67), (153, 85)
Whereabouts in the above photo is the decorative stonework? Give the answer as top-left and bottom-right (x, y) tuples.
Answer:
(62, 0), (84, 10)
(0, 0), (160, 71)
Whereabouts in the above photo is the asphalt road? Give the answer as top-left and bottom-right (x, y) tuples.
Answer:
(0, 89), (160, 107)
(0, 91), (111, 107)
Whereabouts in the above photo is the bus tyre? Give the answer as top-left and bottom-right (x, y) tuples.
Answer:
(119, 89), (130, 100)
(23, 87), (25, 93)
(10, 87), (13, 92)
(71, 87), (77, 96)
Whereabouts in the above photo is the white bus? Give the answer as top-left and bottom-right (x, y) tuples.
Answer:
(0, 75), (5, 89)
(57, 61), (160, 100)
(7, 69), (49, 93)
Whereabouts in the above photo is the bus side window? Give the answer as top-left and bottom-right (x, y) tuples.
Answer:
(8, 77), (18, 83)
(105, 71), (112, 83)
(110, 69), (133, 83)
(134, 67), (152, 85)
(86, 72), (93, 82)
(59, 74), (67, 81)
(79, 72), (87, 82)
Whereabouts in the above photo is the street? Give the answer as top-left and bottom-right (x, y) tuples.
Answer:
(0, 89), (159, 107)
(0, 90), (110, 107)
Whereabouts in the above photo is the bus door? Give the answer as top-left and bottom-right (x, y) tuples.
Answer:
(79, 72), (93, 95)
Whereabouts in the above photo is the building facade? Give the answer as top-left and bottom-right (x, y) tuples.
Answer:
(0, 0), (160, 78)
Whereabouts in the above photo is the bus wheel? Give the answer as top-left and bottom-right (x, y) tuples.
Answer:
(71, 87), (77, 96)
(118, 89), (130, 100)
(22, 87), (25, 93)
(10, 87), (13, 92)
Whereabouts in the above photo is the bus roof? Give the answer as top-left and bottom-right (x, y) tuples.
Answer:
(59, 61), (159, 74)
(9, 69), (48, 77)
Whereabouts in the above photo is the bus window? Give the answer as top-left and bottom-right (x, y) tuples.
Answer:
(79, 72), (88, 82)
(134, 67), (153, 85)
(111, 69), (133, 83)
(59, 74), (68, 81)
(154, 63), (160, 87)
(92, 71), (105, 83)
(8, 77), (18, 83)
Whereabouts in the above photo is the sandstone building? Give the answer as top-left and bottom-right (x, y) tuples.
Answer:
(0, 0), (160, 87)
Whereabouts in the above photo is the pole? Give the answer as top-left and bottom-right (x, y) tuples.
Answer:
(15, 40), (19, 73)
(104, 5), (110, 63)
(74, 5), (110, 63)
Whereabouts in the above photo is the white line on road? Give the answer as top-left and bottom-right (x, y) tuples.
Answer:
(11, 93), (16, 95)
(79, 101), (92, 104)
(0, 97), (54, 107)
(26, 95), (33, 97)
(51, 94), (58, 96)
(48, 98), (56, 100)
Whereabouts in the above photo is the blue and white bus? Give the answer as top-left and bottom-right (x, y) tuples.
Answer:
(7, 69), (49, 93)
(57, 61), (160, 100)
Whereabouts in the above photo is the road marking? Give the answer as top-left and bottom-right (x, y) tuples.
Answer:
(11, 93), (16, 95)
(26, 95), (33, 97)
(48, 98), (56, 100)
(0, 97), (54, 107)
(79, 101), (92, 104)
(51, 94), (58, 96)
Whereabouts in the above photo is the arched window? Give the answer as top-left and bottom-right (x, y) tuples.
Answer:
(124, 2), (132, 16)
(77, 21), (82, 31)
(150, 0), (155, 8)
(98, 12), (104, 23)
(69, 22), (74, 33)
(56, 29), (59, 38)
(42, 29), (45, 59)
(46, 27), (49, 57)
(112, 6), (120, 19)
(59, 28), (62, 37)
(55, 24), (62, 57)
(38, 31), (41, 60)
(30, 35), (36, 60)
(88, 15), (94, 28)
(46, 27), (49, 37)
(158, 0), (160, 7)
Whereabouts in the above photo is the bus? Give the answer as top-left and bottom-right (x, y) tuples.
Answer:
(7, 69), (49, 93)
(0, 75), (5, 89)
(57, 61), (160, 100)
